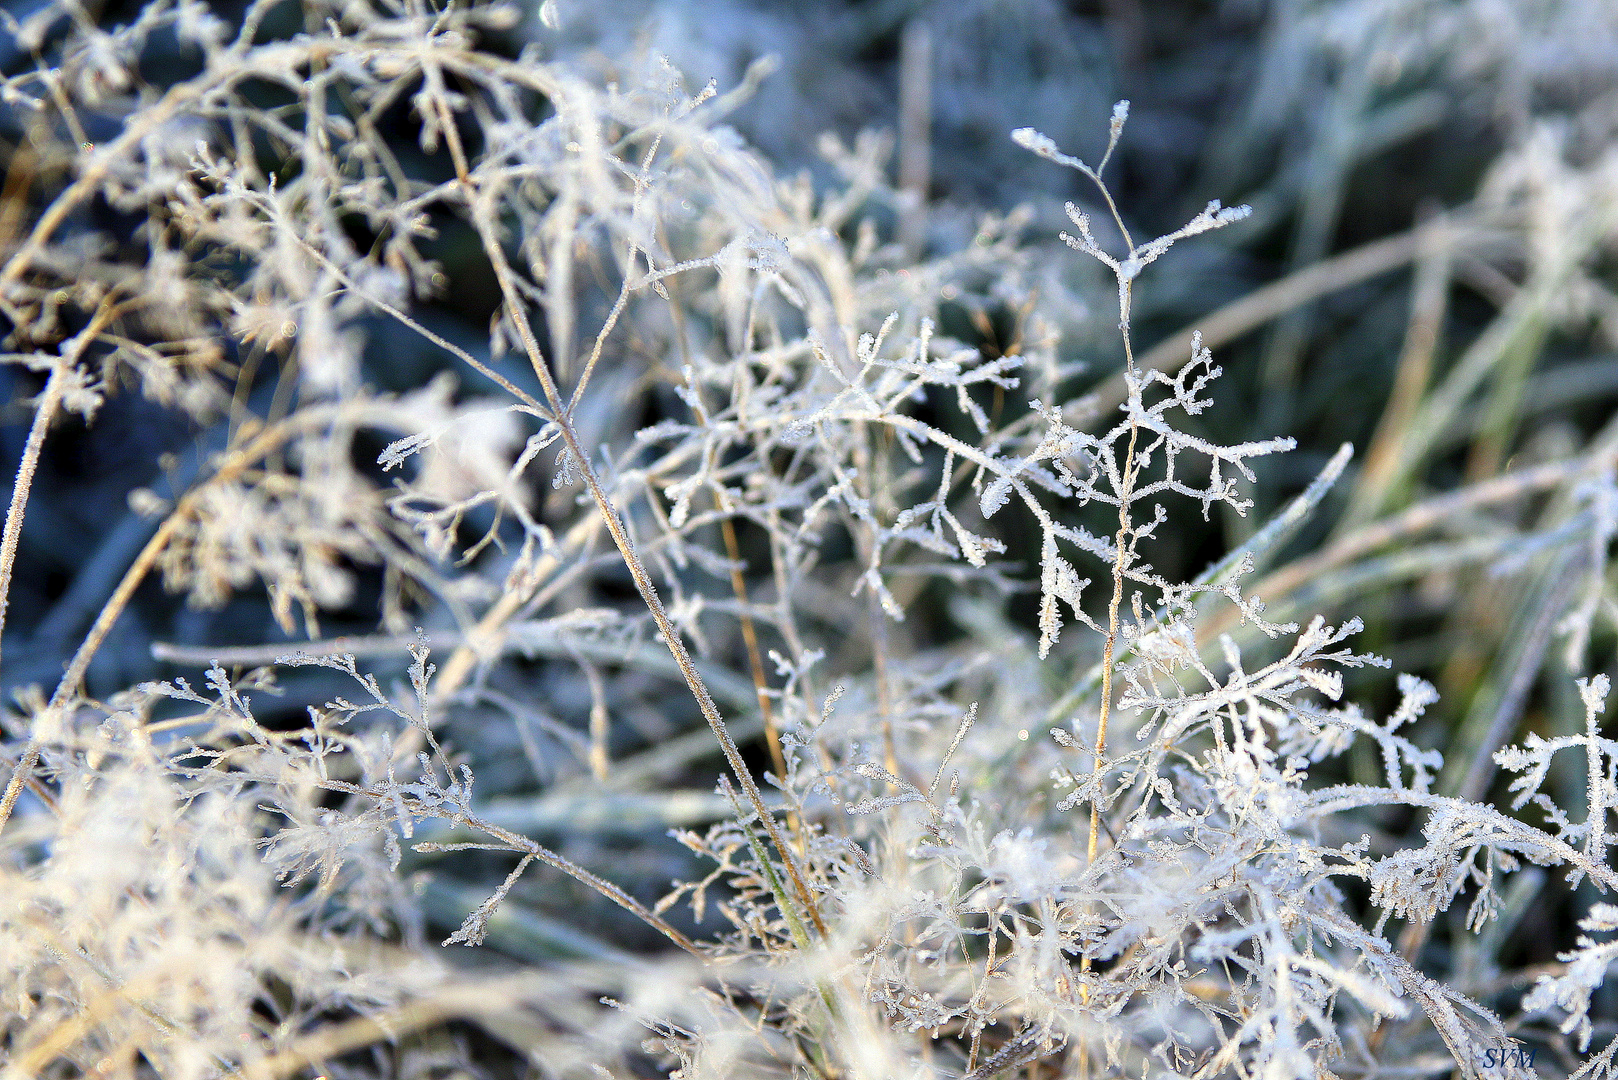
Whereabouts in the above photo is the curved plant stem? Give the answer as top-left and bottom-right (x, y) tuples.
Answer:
(0, 294), (128, 669)
(0, 76), (218, 292)
(0, 366), (64, 672)
(0, 296), (130, 834)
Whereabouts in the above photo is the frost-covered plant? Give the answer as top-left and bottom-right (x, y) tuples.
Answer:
(608, 107), (1618, 1080)
(2, 2), (1617, 1080)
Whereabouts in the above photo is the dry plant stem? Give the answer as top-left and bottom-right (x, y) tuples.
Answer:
(444, 810), (701, 954)
(872, 589), (900, 778)
(1, 970), (172, 1080)
(849, 420), (902, 778)
(264, 213), (551, 422)
(3, 384), (537, 834)
(1082, 280), (1140, 995)
(1344, 215), (1454, 532)
(432, 589), (527, 694)
(236, 973), (586, 1080)
(0, 71), (219, 293)
(0, 295), (140, 836)
(462, 184), (830, 937)
(1089, 460), (1131, 879)
(1379, 278), (1562, 511)
(50, 514), (177, 701)
(0, 293), (124, 668)
(720, 514), (789, 787)
(0, 141), (37, 248)
(0, 365), (63, 670)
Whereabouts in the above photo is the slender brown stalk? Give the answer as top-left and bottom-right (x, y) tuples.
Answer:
(461, 178), (829, 936)
(452, 811), (702, 954)
(0, 366), (64, 671)
(0, 293), (128, 669)
(1083, 280), (1140, 983)
(1342, 214), (1454, 531)
(720, 514), (788, 786)
(0, 296), (134, 833)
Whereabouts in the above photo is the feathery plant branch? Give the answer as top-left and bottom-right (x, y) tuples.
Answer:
(1016, 100), (1259, 974)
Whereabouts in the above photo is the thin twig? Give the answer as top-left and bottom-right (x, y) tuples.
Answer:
(721, 513), (788, 786)
(0, 293), (125, 669)
(0, 366), (64, 669)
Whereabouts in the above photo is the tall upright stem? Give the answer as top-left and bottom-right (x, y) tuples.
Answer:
(1083, 280), (1139, 998)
